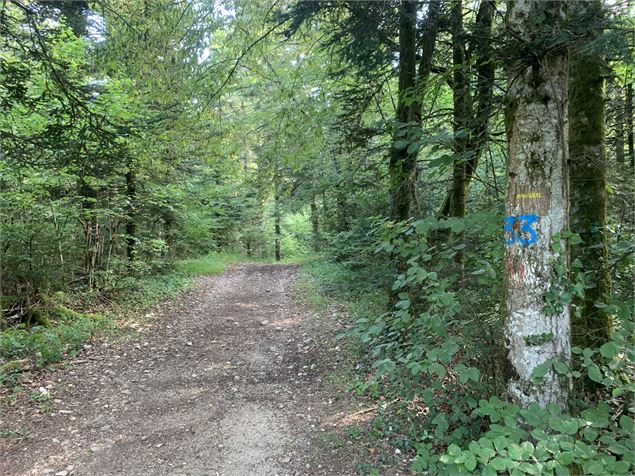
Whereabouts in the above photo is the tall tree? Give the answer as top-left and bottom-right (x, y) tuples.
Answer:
(569, 0), (611, 349)
(388, 0), (440, 222)
(449, 0), (470, 273)
(438, 0), (496, 219)
(503, 0), (571, 409)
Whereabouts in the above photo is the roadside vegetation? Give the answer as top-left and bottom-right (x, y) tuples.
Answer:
(2, 1), (634, 475)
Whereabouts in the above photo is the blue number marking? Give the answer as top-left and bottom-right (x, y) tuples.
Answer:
(503, 214), (540, 246)
(504, 216), (517, 246)
(518, 214), (539, 245)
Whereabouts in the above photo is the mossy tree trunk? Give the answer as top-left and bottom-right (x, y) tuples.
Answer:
(503, 0), (571, 409)
(569, 0), (611, 349)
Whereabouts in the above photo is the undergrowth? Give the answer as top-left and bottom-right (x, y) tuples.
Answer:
(0, 252), (255, 387)
(302, 216), (634, 476)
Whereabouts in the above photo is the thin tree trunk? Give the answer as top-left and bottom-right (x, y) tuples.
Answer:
(125, 164), (137, 261)
(388, 0), (440, 222)
(79, 176), (98, 289)
(438, 0), (495, 219)
(331, 157), (348, 231)
(163, 212), (174, 258)
(450, 0), (470, 275)
(504, 0), (571, 409)
(569, 0), (611, 349)
(274, 186), (281, 262)
(311, 196), (320, 252)
(627, 82), (634, 166)
(615, 93), (625, 163)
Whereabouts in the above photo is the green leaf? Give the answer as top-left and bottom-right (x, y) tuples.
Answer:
(489, 457), (510, 471)
(429, 362), (446, 378)
(561, 418), (579, 435)
(493, 436), (507, 454)
(582, 427), (598, 442)
(507, 443), (523, 461)
(447, 443), (461, 456)
(482, 466), (497, 476)
(518, 462), (541, 475)
(612, 461), (632, 474)
(407, 141), (420, 154)
(553, 361), (569, 375)
(532, 361), (551, 382)
(619, 415), (634, 431)
(549, 416), (565, 433)
(557, 451), (574, 466)
(569, 234), (583, 245)
(599, 342), (620, 358)
(464, 452), (477, 472)
(588, 363), (603, 383)
(450, 220), (465, 233)
(520, 441), (535, 459)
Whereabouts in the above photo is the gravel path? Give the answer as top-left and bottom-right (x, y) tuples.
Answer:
(0, 264), (364, 475)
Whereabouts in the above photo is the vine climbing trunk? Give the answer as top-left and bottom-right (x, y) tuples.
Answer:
(569, 0), (611, 349)
(503, 0), (571, 409)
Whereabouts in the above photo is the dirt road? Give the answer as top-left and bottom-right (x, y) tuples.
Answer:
(0, 264), (366, 475)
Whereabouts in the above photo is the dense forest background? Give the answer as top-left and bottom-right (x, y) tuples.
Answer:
(1, 0), (634, 474)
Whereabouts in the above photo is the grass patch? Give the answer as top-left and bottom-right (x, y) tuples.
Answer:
(113, 270), (189, 307)
(0, 310), (109, 378)
(175, 252), (257, 276)
(176, 251), (315, 276)
(299, 257), (387, 316)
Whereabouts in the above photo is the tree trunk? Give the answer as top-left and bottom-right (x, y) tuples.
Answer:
(125, 165), (137, 261)
(438, 0), (495, 219)
(331, 157), (348, 231)
(615, 93), (625, 163)
(311, 196), (320, 252)
(274, 187), (281, 262)
(79, 176), (98, 289)
(504, 0), (571, 409)
(569, 0), (611, 350)
(388, 0), (440, 222)
(627, 82), (634, 167)
(450, 0), (470, 274)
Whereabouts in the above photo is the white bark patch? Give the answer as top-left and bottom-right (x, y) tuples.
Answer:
(504, 0), (571, 409)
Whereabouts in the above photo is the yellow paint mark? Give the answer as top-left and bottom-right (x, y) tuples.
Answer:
(517, 192), (542, 199)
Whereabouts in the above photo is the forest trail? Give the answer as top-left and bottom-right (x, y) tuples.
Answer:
(0, 264), (368, 476)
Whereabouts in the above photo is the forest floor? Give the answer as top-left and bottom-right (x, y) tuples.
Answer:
(0, 264), (409, 476)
